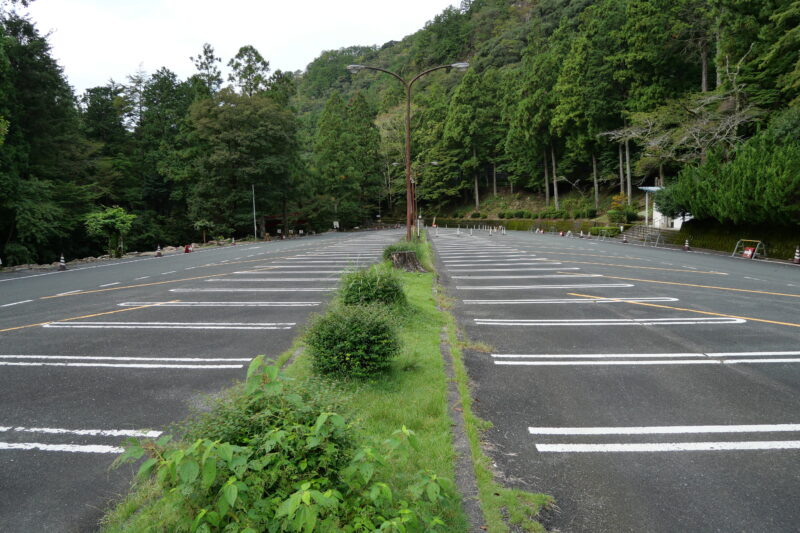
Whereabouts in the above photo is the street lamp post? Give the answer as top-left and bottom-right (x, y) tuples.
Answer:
(347, 62), (468, 241)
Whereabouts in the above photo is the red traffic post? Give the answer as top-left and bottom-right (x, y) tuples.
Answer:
(683, 239), (690, 251)
(156, 245), (162, 258)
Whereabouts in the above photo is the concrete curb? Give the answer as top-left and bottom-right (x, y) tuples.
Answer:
(435, 279), (486, 532)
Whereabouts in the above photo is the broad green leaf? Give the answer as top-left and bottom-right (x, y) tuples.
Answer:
(223, 483), (238, 507)
(178, 459), (200, 484)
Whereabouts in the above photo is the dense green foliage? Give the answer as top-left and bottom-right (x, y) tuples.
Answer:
(112, 359), (451, 532)
(2, 0), (798, 265)
(305, 305), (401, 379)
(339, 265), (407, 307)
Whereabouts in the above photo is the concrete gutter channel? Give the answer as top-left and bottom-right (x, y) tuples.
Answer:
(438, 319), (487, 531)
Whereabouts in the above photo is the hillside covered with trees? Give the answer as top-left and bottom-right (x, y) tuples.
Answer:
(1, 0), (798, 265)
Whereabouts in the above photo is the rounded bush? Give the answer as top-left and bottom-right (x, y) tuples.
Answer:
(470, 212), (481, 218)
(339, 266), (406, 307)
(306, 305), (400, 378)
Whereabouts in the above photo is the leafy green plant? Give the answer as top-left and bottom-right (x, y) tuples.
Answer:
(305, 305), (401, 378)
(470, 212), (481, 218)
(339, 265), (406, 307)
(113, 359), (449, 532)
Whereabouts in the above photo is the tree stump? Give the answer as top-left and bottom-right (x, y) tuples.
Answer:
(390, 251), (426, 272)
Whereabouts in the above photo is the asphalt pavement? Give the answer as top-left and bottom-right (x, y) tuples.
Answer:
(0, 230), (402, 532)
(431, 227), (800, 533)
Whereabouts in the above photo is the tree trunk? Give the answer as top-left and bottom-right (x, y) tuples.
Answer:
(551, 145), (559, 210)
(700, 42), (709, 93)
(592, 153), (599, 209)
(473, 172), (480, 209)
(543, 150), (550, 207)
(618, 143), (624, 195)
(658, 163), (664, 187)
(282, 196), (289, 236)
(492, 162), (497, 196)
(390, 251), (425, 272)
(624, 139), (632, 204)
(715, 31), (722, 89)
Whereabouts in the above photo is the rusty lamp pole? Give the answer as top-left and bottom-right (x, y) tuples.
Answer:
(347, 62), (468, 241)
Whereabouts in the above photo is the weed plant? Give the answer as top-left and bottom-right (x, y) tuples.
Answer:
(107, 359), (450, 532)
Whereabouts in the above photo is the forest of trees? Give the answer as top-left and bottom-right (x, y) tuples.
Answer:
(1, 0), (798, 265)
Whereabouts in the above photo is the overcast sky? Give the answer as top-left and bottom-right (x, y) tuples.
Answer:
(24, 0), (458, 96)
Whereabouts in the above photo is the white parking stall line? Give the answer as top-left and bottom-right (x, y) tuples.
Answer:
(494, 353), (703, 359)
(452, 274), (601, 280)
(529, 424), (800, 435)
(170, 288), (335, 293)
(43, 321), (295, 330)
(457, 284), (635, 290)
(0, 355), (252, 362)
(233, 270), (344, 274)
(118, 301), (320, 307)
(535, 441), (800, 453)
(464, 297), (679, 305)
(0, 426), (162, 438)
(0, 442), (124, 454)
(98, 282), (120, 287)
(450, 267), (579, 272)
(134, 276), (151, 280)
(476, 317), (745, 326)
(206, 278), (337, 282)
(1, 300), (33, 308)
(448, 262), (562, 267)
(161, 271), (177, 275)
(490, 350), (800, 366)
(443, 258), (541, 263)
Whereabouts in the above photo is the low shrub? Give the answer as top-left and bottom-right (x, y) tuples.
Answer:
(590, 226), (622, 237)
(480, 213), (488, 219)
(514, 210), (526, 218)
(113, 360), (448, 532)
(469, 212), (481, 219)
(305, 305), (400, 378)
(339, 266), (406, 307)
(497, 212), (505, 219)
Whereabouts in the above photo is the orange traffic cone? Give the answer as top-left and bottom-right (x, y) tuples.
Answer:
(793, 246), (799, 265)
(156, 245), (162, 257)
(683, 239), (690, 251)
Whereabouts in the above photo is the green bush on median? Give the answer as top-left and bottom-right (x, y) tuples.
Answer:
(305, 305), (400, 378)
(339, 265), (406, 307)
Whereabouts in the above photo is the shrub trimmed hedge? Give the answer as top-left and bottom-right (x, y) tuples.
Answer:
(305, 305), (400, 378)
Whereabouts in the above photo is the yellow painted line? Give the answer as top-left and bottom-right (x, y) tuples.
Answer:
(602, 275), (800, 299)
(568, 293), (800, 329)
(0, 301), (180, 334)
(40, 264), (279, 300)
(557, 260), (725, 275)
